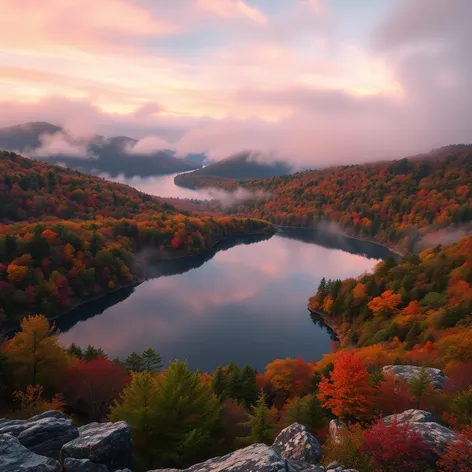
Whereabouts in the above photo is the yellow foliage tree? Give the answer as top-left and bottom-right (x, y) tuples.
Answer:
(6, 315), (69, 388)
(323, 295), (334, 313)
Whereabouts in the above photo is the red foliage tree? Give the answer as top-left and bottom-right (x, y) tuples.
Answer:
(376, 374), (413, 416)
(437, 426), (472, 472)
(62, 357), (129, 421)
(361, 418), (430, 472)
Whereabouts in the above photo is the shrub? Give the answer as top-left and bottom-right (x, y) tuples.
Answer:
(437, 426), (472, 472)
(361, 418), (430, 472)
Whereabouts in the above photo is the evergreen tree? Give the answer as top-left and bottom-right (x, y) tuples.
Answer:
(239, 365), (258, 408)
(125, 352), (145, 373)
(83, 345), (107, 362)
(66, 343), (84, 360)
(141, 348), (162, 373)
(110, 372), (160, 470)
(409, 368), (432, 409)
(212, 367), (226, 398)
(151, 361), (222, 467)
(239, 392), (274, 445)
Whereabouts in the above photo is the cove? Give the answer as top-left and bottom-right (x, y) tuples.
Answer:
(58, 227), (393, 372)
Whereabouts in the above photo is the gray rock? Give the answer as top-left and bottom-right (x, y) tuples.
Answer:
(64, 458), (108, 472)
(384, 409), (434, 425)
(329, 419), (346, 444)
(62, 421), (133, 472)
(384, 409), (457, 452)
(382, 365), (445, 390)
(0, 433), (62, 472)
(326, 461), (340, 469)
(0, 410), (78, 459)
(272, 423), (321, 464)
(148, 443), (288, 471)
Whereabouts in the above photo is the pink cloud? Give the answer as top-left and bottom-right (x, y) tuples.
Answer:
(196, 0), (268, 23)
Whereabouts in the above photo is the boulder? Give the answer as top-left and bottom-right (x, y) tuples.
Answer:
(64, 458), (109, 472)
(384, 409), (457, 451)
(0, 433), (62, 472)
(329, 419), (347, 444)
(272, 422), (321, 464)
(382, 365), (445, 390)
(0, 410), (78, 459)
(61, 421), (133, 472)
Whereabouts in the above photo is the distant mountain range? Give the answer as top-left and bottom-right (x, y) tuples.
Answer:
(0, 122), (203, 177)
(174, 151), (293, 188)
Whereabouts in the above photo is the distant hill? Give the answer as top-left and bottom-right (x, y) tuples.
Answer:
(0, 122), (200, 177)
(174, 151), (292, 188)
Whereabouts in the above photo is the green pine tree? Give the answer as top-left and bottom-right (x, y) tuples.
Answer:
(212, 367), (227, 398)
(141, 348), (162, 373)
(125, 352), (145, 372)
(110, 372), (159, 470)
(239, 392), (275, 445)
(152, 361), (222, 467)
(409, 367), (432, 408)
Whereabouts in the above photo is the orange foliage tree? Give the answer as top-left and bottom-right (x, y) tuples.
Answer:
(317, 351), (376, 422)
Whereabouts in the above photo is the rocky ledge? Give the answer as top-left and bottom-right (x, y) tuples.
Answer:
(382, 365), (446, 390)
(0, 408), (459, 472)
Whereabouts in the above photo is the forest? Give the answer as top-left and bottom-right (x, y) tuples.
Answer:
(0, 310), (470, 471)
(0, 150), (471, 471)
(0, 152), (273, 325)
(178, 145), (472, 251)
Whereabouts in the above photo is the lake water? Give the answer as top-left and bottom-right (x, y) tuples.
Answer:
(58, 174), (393, 372)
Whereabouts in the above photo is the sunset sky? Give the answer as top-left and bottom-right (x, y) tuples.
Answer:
(1, 0), (471, 165)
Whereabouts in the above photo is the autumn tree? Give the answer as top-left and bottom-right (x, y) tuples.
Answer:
(62, 357), (129, 422)
(6, 315), (69, 389)
(361, 418), (429, 472)
(367, 290), (402, 316)
(12, 384), (64, 419)
(317, 351), (376, 422)
(437, 426), (472, 472)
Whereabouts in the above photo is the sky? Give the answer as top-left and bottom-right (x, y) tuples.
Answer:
(1, 0), (471, 166)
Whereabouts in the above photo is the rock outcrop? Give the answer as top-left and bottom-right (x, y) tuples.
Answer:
(384, 409), (457, 451)
(328, 419), (347, 445)
(63, 458), (109, 472)
(0, 410), (79, 459)
(149, 424), (357, 472)
(61, 421), (133, 472)
(272, 423), (321, 464)
(382, 365), (446, 390)
(0, 433), (62, 472)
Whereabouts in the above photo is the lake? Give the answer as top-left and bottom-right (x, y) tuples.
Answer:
(58, 174), (393, 372)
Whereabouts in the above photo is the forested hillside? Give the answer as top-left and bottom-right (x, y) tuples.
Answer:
(309, 235), (472, 371)
(0, 122), (198, 177)
(196, 146), (472, 250)
(0, 152), (273, 325)
(174, 151), (292, 188)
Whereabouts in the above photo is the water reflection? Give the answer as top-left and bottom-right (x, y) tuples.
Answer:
(59, 229), (390, 372)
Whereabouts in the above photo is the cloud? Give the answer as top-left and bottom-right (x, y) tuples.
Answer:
(125, 136), (171, 155)
(1, 1), (472, 169)
(27, 132), (92, 159)
(196, 0), (268, 23)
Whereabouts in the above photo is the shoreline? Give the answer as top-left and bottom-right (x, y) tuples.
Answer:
(308, 306), (347, 345)
(2, 230), (274, 336)
(276, 225), (405, 257)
